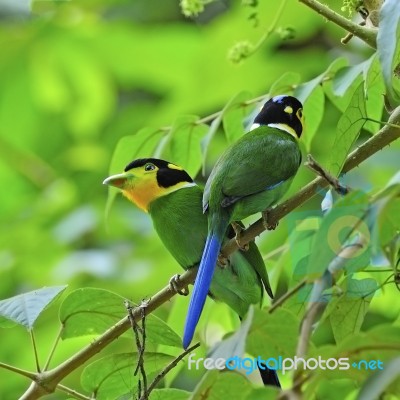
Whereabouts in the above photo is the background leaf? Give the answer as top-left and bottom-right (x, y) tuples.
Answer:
(0, 286), (67, 330)
(377, 0), (400, 104)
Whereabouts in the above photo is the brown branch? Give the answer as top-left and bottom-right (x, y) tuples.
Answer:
(298, 0), (377, 48)
(222, 106), (400, 257)
(20, 107), (400, 399)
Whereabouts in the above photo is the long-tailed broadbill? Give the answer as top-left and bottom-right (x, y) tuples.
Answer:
(103, 158), (280, 386)
(183, 95), (304, 349)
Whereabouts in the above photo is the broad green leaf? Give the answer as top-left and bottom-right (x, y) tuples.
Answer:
(105, 128), (164, 215)
(309, 325), (400, 383)
(149, 389), (190, 400)
(364, 56), (385, 134)
(245, 387), (280, 400)
(315, 380), (358, 400)
(202, 91), (255, 173)
(300, 85), (325, 150)
(370, 171), (400, 265)
(296, 57), (348, 103)
(168, 115), (208, 176)
(247, 308), (299, 359)
(332, 56), (373, 97)
(201, 115), (223, 174)
(328, 278), (378, 343)
(81, 352), (174, 400)
(328, 82), (366, 175)
(377, 0), (400, 104)
(357, 357), (400, 400)
(222, 91), (254, 143)
(269, 72), (300, 97)
(0, 286), (67, 330)
(209, 306), (254, 360)
(60, 287), (126, 339)
(191, 370), (253, 400)
(60, 288), (181, 347)
(305, 191), (370, 279)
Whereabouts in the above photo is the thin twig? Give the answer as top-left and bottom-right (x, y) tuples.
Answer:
(139, 343), (200, 400)
(43, 326), (63, 371)
(0, 362), (36, 380)
(269, 279), (307, 314)
(305, 154), (349, 194)
(57, 384), (92, 400)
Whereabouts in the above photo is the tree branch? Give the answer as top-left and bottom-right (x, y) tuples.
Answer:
(298, 0), (377, 48)
(222, 106), (400, 257)
(20, 106), (400, 399)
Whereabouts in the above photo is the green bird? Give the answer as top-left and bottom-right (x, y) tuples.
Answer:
(184, 95), (304, 349)
(103, 158), (279, 386)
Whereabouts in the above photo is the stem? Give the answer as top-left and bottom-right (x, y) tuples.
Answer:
(298, 0), (377, 48)
(252, 0), (288, 53)
(57, 384), (91, 400)
(30, 330), (41, 373)
(43, 326), (63, 371)
(269, 279), (307, 313)
(0, 362), (36, 380)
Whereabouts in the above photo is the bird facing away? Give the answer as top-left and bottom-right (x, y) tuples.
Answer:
(183, 95), (304, 350)
(103, 158), (280, 386)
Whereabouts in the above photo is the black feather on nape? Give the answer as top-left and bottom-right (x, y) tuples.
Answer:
(157, 166), (193, 188)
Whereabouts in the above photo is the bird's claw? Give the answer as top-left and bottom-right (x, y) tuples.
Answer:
(231, 221), (249, 251)
(262, 209), (279, 230)
(169, 274), (189, 296)
(217, 253), (229, 268)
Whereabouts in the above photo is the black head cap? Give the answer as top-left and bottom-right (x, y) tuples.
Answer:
(124, 158), (193, 188)
(254, 95), (304, 138)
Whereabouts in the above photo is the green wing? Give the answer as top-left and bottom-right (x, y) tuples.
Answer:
(204, 127), (301, 209)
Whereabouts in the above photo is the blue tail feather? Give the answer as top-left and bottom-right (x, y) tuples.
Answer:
(183, 233), (221, 349)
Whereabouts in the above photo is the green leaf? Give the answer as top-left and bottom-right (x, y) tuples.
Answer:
(328, 278), (378, 343)
(149, 389), (190, 400)
(357, 357), (400, 400)
(191, 370), (253, 400)
(105, 128), (164, 215)
(295, 57), (348, 103)
(209, 306), (254, 360)
(0, 286), (67, 330)
(370, 171), (400, 265)
(81, 352), (174, 400)
(305, 191), (370, 279)
(332, 57), (373, 97)
(377, 0), (400, 104)
(269, 72), (300, 97)
(168, 115), (208, 176)
(247, 308), (299, 359)
(222, 91), (254, 144)
(60, 288), (182, 347)
(59, 287), (126, 339)
(364, 56), (385, 134)
(202, 91), (254, 173)
(328, 82), (366, 176)
(300, 85), (325, 151)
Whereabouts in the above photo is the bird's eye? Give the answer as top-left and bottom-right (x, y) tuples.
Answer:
(297, 109), (303, 119)
(144, 163), (156, 171)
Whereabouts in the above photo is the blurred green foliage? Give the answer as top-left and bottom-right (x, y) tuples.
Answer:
(0, 0), (399, 399)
